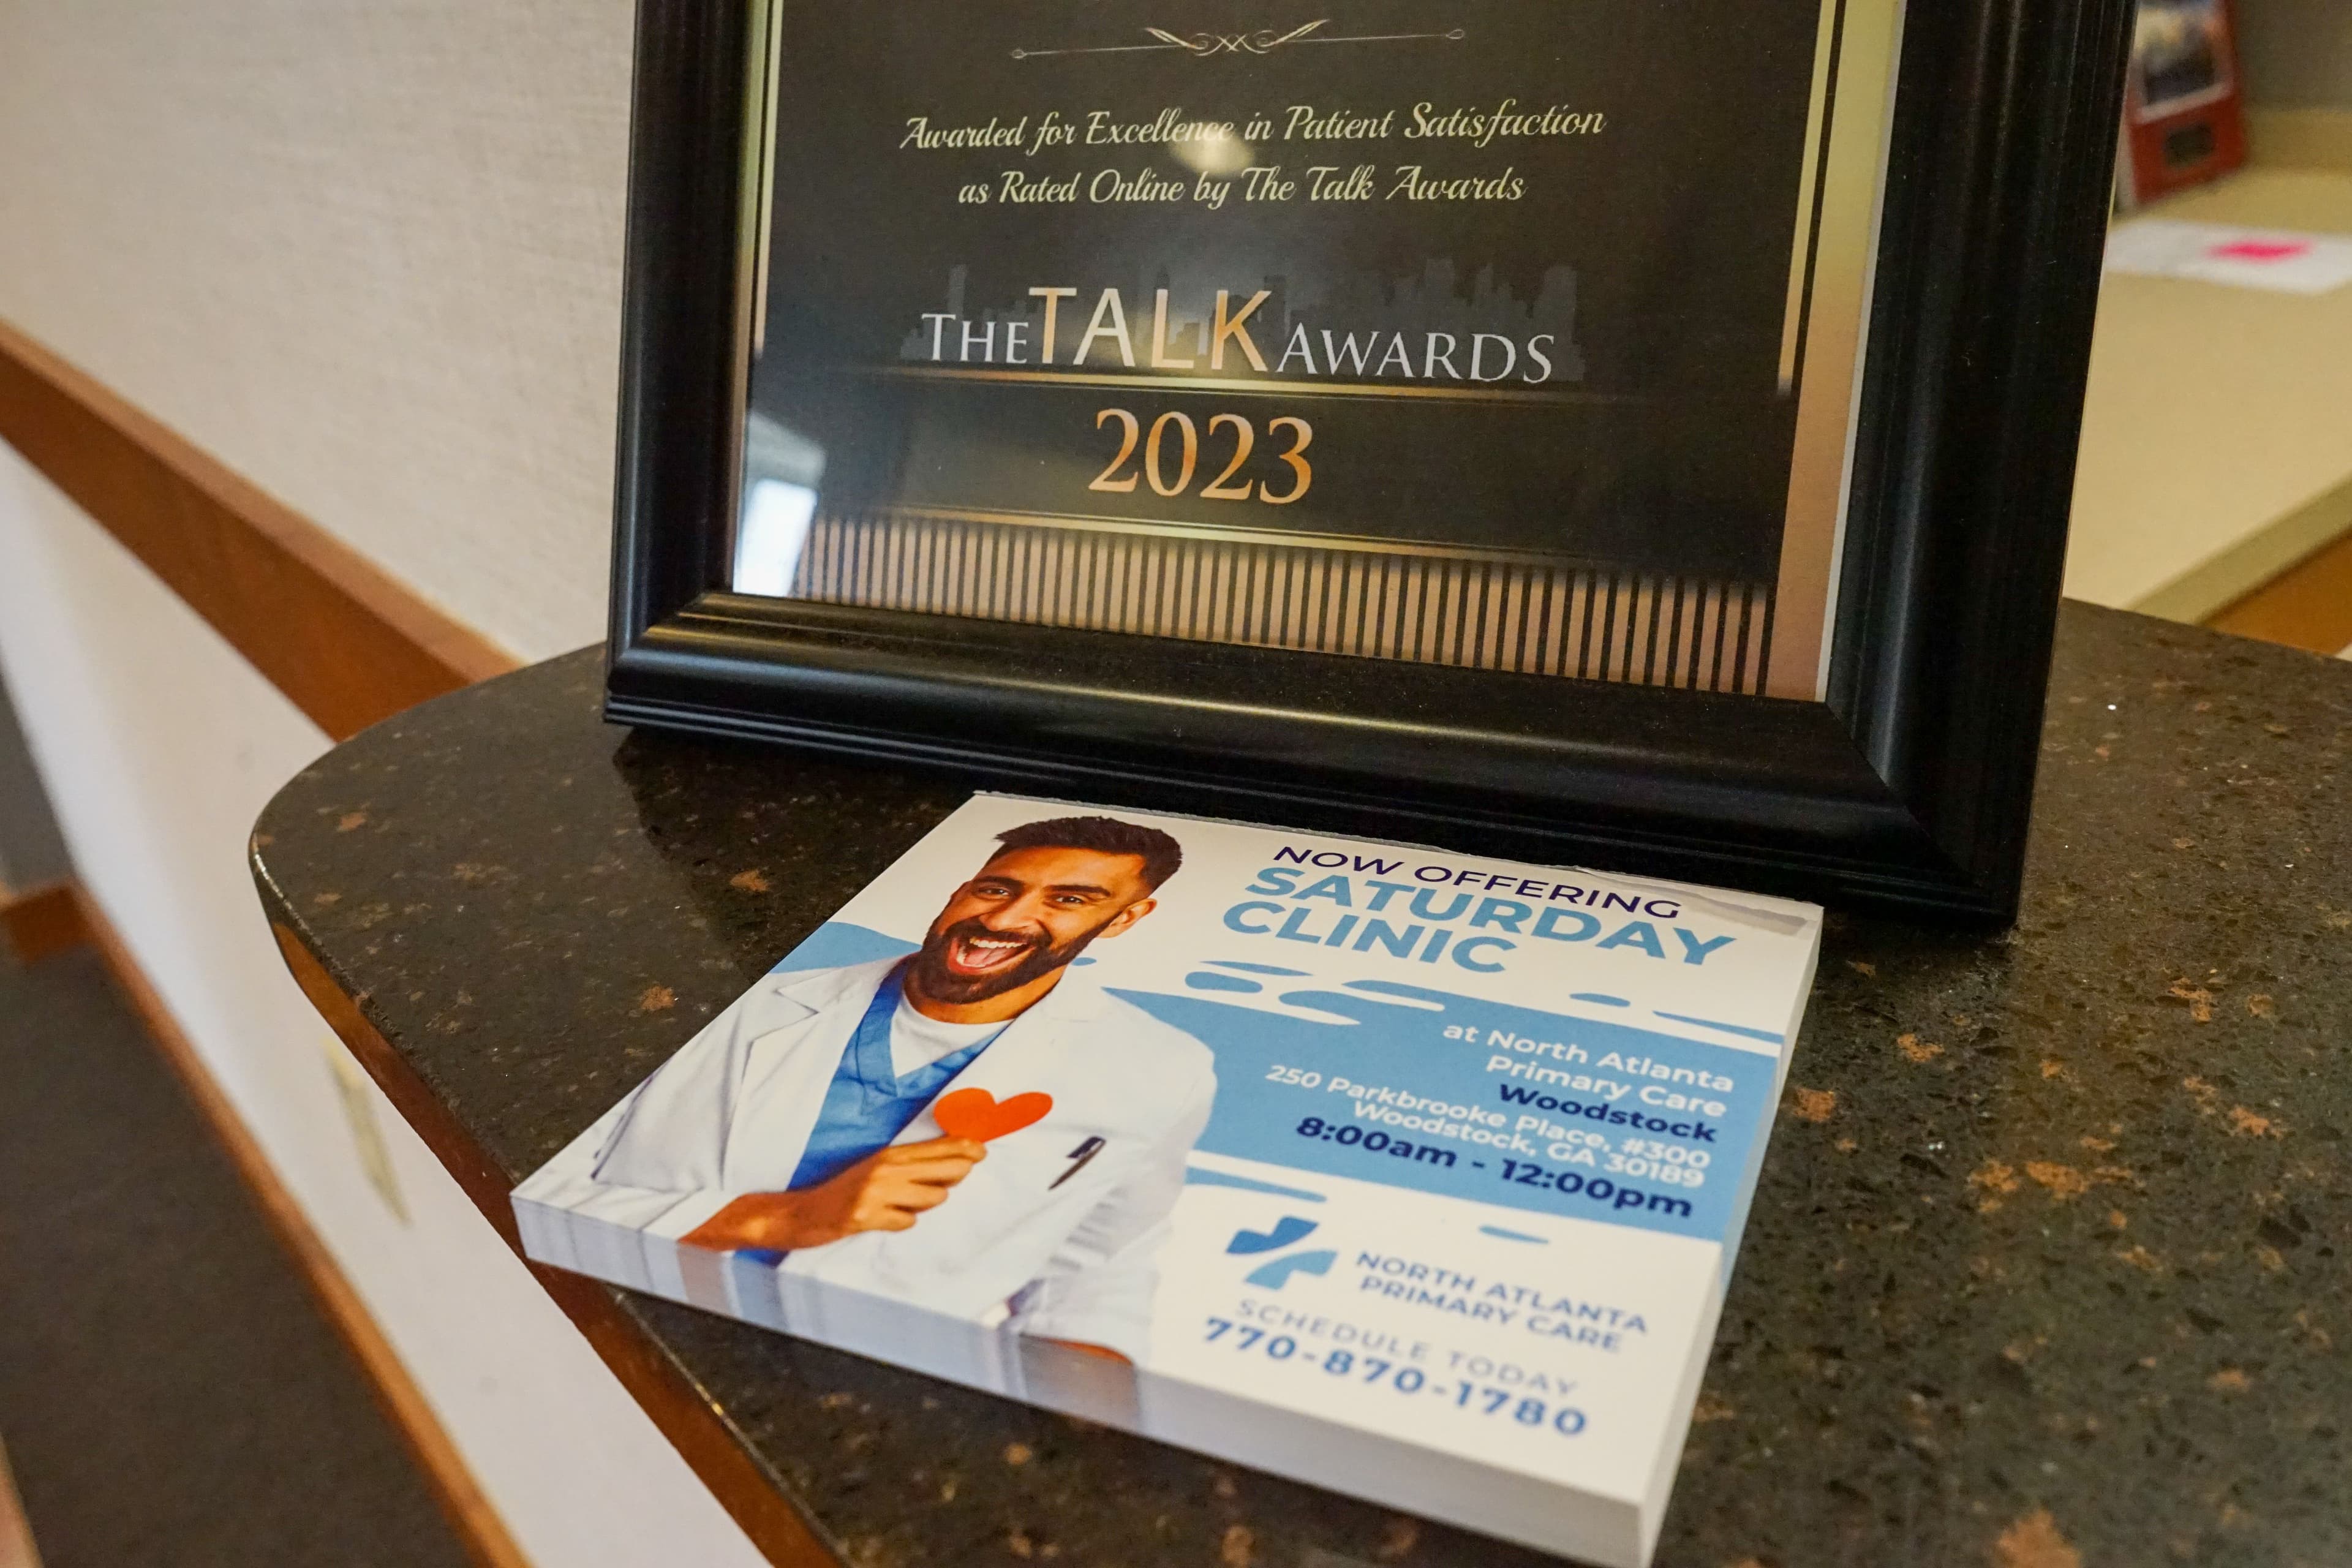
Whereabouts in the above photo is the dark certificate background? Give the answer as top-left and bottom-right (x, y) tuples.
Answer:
(750, 1), (1825, 586)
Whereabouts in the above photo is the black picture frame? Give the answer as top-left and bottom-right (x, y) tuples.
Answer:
(605, 0), (2136, 923)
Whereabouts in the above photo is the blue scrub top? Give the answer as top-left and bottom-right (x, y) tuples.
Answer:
(785, 967), (1003, 1191)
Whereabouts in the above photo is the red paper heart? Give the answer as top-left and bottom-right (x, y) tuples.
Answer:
(933, 1087), (1054, 1142)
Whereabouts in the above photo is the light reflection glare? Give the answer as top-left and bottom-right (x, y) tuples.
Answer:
(734, 480), (818, 598)
(1174, 137), (1253, 178)
(734, 412), (826, 597)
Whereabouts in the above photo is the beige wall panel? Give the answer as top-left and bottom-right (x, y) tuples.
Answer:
(0, 2), (635, 658)
(0, 448), (770, 1568)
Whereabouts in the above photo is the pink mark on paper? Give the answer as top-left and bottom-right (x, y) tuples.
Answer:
(2207, 240), (2313, 263)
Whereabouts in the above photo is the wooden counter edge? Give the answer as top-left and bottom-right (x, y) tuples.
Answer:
(268, 918), (842, 1568)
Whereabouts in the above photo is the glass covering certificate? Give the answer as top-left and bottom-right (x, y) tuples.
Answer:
(730, 2), (1904, 700)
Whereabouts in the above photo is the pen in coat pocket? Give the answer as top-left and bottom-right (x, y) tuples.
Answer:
(1049, 1136), (1106, 1189)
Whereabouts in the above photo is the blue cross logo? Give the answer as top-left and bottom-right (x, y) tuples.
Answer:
(1226, 1217), (1335, 1290)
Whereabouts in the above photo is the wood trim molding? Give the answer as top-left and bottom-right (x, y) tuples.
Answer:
(0, 881), (85, 966)
(273, 925), (837, 1568)
(2206, 525), (2352, 657)
(0, 1433), (40, 1568)
(8, 886), (533, 1568)
(0, 317), (519, 741)
(2133, 471), (2352, 627)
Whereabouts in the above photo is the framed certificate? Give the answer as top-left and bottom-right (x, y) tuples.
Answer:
(605, 0), (2135, 919)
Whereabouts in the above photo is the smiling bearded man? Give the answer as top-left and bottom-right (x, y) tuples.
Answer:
(903, 825), (1164, 1007)
(538, 815), (1218, 1365)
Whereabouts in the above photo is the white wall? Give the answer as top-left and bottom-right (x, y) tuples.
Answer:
(2237, 0), (2352, 111)
(0, 1), (630, 658)
(0, 5), (767, 1563)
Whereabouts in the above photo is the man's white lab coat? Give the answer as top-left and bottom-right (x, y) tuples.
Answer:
(514, 957), (1216, 1363)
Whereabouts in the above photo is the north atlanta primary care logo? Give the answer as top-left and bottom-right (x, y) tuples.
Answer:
(1227, 1215), (1336, 1289)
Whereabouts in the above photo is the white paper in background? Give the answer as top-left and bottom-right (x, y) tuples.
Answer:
(2105, 219), (2352, 296)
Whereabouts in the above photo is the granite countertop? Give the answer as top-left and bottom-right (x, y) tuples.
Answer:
(251, 603), (2350, 1568)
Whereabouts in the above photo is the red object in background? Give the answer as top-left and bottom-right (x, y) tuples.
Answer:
(2207, 239), (2312, 262)
(2117, 0), (2248, 209)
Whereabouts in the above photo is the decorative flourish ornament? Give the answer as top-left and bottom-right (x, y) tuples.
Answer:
(1147, 21), (1331, 56)
(1012, 20), (1464, 61)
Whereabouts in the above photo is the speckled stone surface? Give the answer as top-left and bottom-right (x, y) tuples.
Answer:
(251, 603), (2350, 1568)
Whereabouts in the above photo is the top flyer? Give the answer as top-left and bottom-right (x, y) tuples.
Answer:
(517, 796), (1822, 1565)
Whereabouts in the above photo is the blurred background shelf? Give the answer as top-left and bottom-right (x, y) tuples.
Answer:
(2065, 0), (2352, 658)
(2068, 168), (2352, 639)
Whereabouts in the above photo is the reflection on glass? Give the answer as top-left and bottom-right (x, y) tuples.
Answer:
(731, 412), (825, 597)
(723, 2), (1902, 700)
